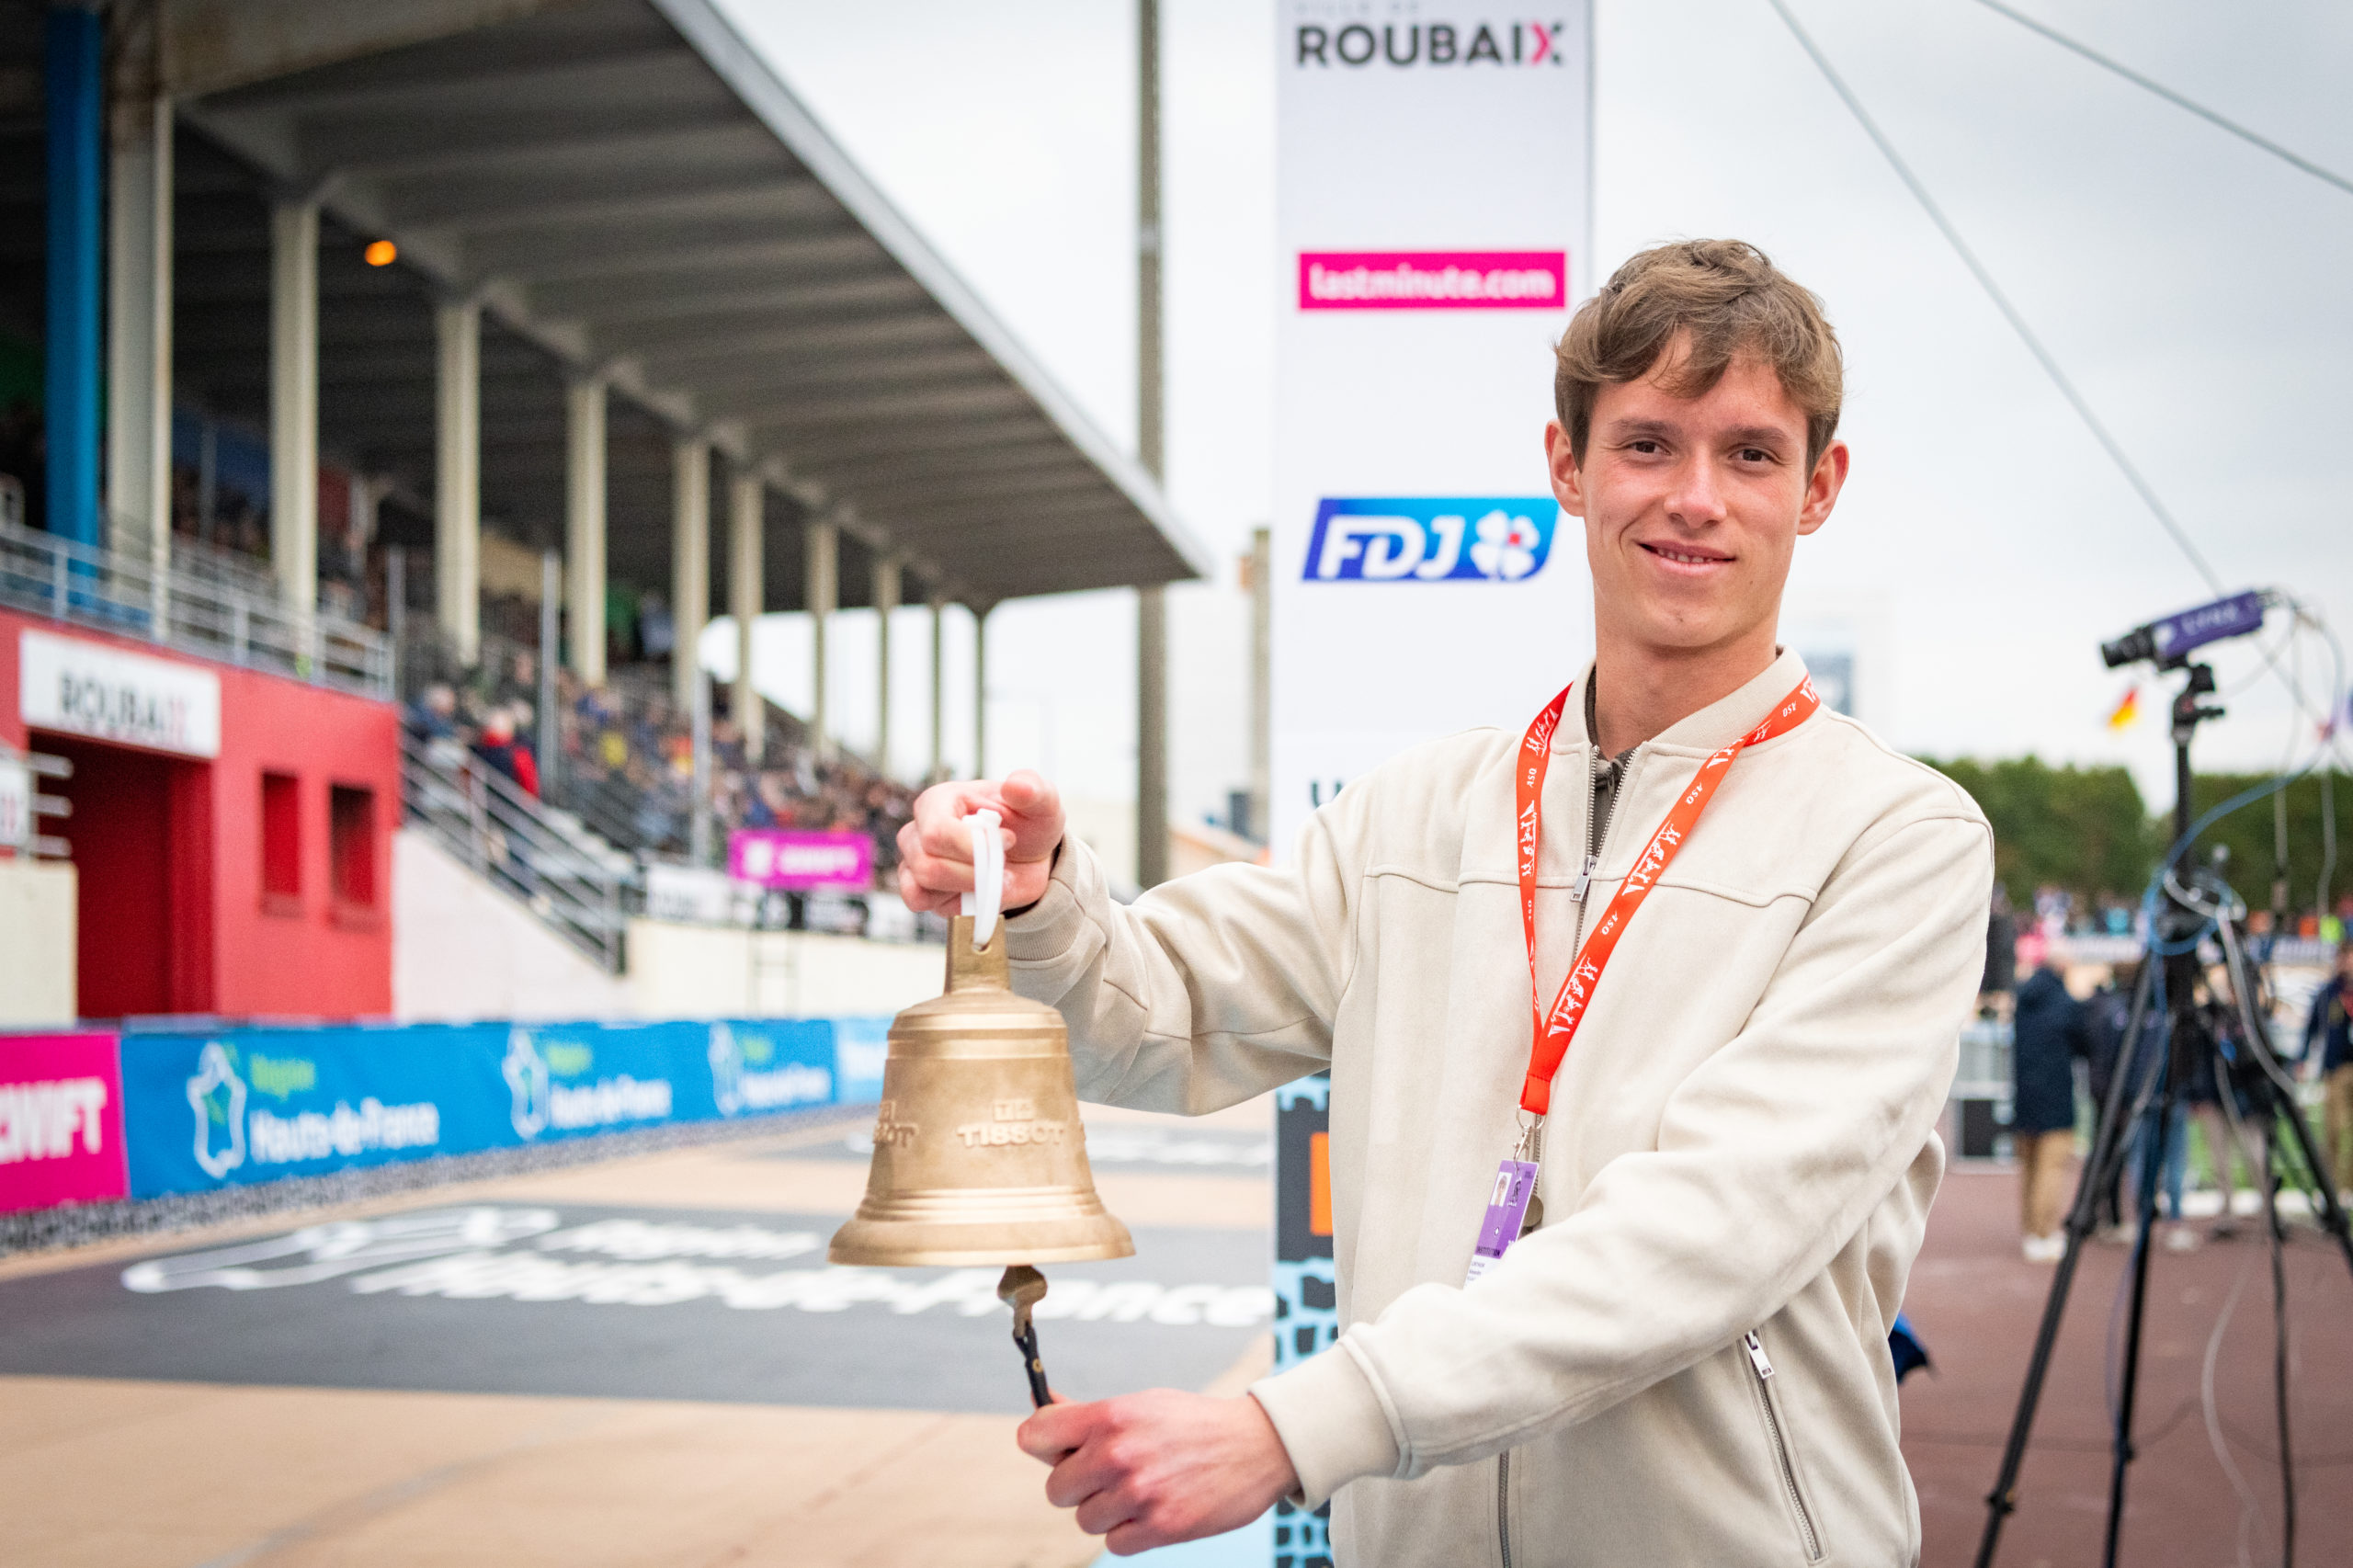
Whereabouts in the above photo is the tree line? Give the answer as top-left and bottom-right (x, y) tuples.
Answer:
(1915, 756), (2349, 917)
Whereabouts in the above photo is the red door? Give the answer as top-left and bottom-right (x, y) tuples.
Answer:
(38, 734), (196, 1019)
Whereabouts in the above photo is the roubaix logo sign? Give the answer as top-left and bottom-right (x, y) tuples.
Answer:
(1294, 18), (1570, 68)
(1303, 498), (1561, 584)
(17, 628), (222, 757)
(1299, 251), (1565, 311)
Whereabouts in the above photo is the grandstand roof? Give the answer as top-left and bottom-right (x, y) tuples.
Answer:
(165, 0), (1210, 608)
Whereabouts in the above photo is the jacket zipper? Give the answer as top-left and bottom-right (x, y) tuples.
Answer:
(1497, 1449), (1514, 1568)
(1567, 748), (1610, 911)
(1568, 745), (1628, 932)
(1500, 741), (1631, 1568)
(1744, 1331), (1824, 1562)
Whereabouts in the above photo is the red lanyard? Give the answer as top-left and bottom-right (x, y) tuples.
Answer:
(1514, 676), (1819, 1116)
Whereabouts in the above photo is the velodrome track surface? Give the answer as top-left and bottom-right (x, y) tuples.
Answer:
(0, 1099), (1278, 1568)
(7, 1106), (2348, 1567)
(1901, 1165), (2353, 1567)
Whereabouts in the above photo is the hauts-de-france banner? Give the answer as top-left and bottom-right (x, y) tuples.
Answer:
(116, 1018), (858, 1199)
(1272, 3), (1596, 857)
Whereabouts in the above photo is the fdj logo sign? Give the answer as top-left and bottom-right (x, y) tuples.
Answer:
(1303, 499), (1560, 583)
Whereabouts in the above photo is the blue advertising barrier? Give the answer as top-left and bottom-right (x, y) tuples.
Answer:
(118, 1017), (890, 1200)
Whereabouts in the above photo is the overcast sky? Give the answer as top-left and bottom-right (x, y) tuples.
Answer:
(711, 0), (2353, 832)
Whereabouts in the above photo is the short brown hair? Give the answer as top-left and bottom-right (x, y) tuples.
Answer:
(1554, 240), (1844, 469)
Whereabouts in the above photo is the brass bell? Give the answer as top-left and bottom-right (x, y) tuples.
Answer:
(828, 912), (1134, 1267)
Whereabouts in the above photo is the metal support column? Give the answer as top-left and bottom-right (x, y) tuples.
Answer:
(1249, 525), (1271, 844)
(806, 517), (838, 761)
(671, 437), (710, 711)
(729, 472), (764, 761)
(690, 662), (713, 866)
(1138, 585), (1167, 884)
(564, 376), (607, 687)
(386, 545), (406, 692)
(435, 300), (482, 663)
(107, 67), (172, 585)
(43, 3), (103, 546)
(1133, 0), (1169, 890)
(873, 555), (901, 778)
(973, 602), (990, 779)
(269, 199), (320, 618)
(929, 593), (947, 780)
(539, 551), (561, 804)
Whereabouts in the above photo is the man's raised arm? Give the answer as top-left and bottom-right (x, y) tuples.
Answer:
(897, 767), (1354, 1115)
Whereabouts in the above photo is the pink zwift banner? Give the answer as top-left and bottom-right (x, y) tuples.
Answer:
(729, 829), (874, 891)
(1298, 250), (1567, 310)
(0, 1033), (129, 1213)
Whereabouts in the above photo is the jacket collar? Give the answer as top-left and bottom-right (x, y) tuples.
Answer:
(1563, 645), (1817, 757)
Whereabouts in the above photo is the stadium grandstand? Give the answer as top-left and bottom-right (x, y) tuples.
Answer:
(0, 0), (1210, 1019)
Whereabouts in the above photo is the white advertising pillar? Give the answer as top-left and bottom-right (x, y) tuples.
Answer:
(729, 472), (764, 760)
(1270, 5), (1594, 856)
(671, 437), (710, 710)
(565, 376), (608, 687)
(434, 300), (482, 662)
(269, 199), (320, 618)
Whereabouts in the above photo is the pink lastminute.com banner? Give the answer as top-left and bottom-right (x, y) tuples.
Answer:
(1297, 250), (1567, 311)
(0, 1032), (130, 1212)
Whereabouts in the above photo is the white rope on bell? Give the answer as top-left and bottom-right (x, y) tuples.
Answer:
(962, 807), (1004, 948)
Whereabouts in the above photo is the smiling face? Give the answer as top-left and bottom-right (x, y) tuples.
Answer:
(1548, 334), (1848, 673)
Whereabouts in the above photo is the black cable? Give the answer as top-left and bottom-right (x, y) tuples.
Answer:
(1761, 0), (2224, 596)
(2267, 1131), (2296, 1564)
(1970, 0), (2353, 200)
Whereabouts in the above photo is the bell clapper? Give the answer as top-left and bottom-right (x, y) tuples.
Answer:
(997, 1264), (1053, 1408)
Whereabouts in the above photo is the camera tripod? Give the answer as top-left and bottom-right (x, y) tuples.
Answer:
(1975, 663), (2353, 1568)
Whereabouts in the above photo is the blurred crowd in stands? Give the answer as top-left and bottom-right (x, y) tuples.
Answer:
(400, 635), (917, 882)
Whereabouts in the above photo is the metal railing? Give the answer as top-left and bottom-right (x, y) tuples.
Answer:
(0, 519), (392, 699)
(1954, 1015), (2013, 1102)
(400, 731), (637, 972)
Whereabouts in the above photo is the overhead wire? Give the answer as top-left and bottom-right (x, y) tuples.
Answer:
(1970, 0), (2353, 201)
(1761, 0), (2224, 597)
(1768, 1), (2353, 789)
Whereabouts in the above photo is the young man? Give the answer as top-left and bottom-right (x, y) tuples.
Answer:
(899, 240), (1993, 1565)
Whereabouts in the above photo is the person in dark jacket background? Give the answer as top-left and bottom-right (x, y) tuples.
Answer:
(2013, 943), (2090, 1261)
(2307, 939), (2353, 1195)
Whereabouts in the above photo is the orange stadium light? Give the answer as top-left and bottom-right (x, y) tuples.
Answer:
(364, 239), (397, 267)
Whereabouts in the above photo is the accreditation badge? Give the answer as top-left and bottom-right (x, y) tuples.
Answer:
(1465, 1158), (1540, 1284)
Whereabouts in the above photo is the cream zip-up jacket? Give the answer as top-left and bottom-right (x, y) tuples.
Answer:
(1003, 650), (1993, 1567)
